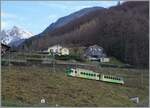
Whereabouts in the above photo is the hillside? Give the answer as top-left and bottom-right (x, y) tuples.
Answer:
(19, 1), (149, 68)
(2, 65), (149, 107)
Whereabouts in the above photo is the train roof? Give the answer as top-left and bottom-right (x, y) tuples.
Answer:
(74, 68), (99, 74)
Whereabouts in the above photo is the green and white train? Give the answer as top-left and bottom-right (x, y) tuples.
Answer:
(66, 67), (124, 84)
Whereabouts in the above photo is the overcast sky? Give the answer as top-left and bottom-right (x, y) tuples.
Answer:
(1, 1), (120, 35)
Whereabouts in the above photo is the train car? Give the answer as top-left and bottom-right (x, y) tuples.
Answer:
(100, 74), (124, 84)
(66, 67), (100, 80)
(66, 67), (124, 84)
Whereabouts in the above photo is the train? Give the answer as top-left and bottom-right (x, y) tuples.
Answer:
(66, 67), (124, 84)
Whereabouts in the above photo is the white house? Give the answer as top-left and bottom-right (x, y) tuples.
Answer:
(48, 45), (69, 55)
(60, 48), (69, 55)
(100, 57), (110, 62)
(48, 45), (62, 55)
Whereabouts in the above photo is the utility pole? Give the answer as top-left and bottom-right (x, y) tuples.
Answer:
(53, 52), (55, 73)
(141, 71), (143, 88)
(9, 49), (10, 73)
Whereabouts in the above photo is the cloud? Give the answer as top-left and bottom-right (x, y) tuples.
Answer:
(1, 11), (26, 30)
(1, 11), (18, 19)
(36, 1), (117, 8)
(1, 21), (7, 29)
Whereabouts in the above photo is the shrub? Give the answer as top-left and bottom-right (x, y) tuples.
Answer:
(55, 55), (85, 62)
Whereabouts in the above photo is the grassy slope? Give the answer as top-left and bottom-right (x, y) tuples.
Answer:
(1, 66), (149, 107)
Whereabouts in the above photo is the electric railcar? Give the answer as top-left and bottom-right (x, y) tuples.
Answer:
(66, 67), (124, 84)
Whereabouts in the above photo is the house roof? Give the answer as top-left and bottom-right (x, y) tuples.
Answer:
(48, 44), (62, 48)
(88, 44), (103, 49)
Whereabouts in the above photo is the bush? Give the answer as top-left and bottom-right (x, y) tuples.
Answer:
(26, 58), (43, 63)
(1, 60), (9, 66)
(100, 63), (119, 68)
(18, 53), (42, 58)
(55, 55), (85, 62)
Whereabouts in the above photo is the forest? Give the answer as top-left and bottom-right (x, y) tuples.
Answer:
(19, 1), (149, 68)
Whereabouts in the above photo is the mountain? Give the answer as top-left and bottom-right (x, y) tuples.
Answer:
(20, 1), (149, 68)
(43, 7), (105, 33)
(0, 26), (33, 47)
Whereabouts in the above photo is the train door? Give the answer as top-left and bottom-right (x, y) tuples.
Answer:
(74, 68), (78, 77)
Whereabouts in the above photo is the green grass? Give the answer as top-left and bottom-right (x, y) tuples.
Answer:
(1, 65), (149, 107)
(108, 57), (124, 65)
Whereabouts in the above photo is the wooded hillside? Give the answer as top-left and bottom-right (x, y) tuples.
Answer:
(20, 1), (149, 68)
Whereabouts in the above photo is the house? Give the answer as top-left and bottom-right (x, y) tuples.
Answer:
(47, 44), (69, 55)
(1, 43), (10, 56)
(100, 57), (110, 62)
(84, 45), (109, 62)
(60, 48), (69, 55)
(48, 45), (62, 55)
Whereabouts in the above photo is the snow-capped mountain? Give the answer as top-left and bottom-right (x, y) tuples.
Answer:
(0, 26), (33, 47)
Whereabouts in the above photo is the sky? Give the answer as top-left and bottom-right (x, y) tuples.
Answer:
(1, 1), (120, 35)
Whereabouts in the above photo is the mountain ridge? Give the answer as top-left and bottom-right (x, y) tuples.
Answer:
(0, 26), (33, 47)
(19, 1), (149, 68)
